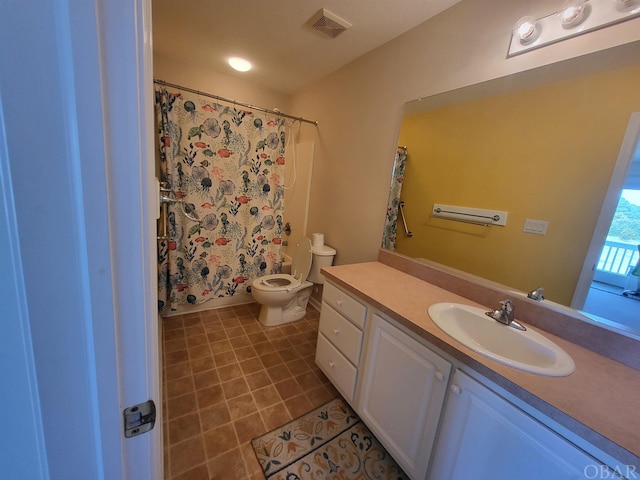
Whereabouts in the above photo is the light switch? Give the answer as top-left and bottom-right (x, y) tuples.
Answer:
(523, 219), (548, 235)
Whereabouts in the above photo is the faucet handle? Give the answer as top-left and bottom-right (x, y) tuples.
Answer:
(499, 299), (513, 309)
(499, 299), (514, 323)
(527, 287), (545, 301)
(488, 299), (526, 331)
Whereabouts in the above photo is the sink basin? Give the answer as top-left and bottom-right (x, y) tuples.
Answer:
(428, 303), (575, 376)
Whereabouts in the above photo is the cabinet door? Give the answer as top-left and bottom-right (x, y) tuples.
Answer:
(429, 370), (599, 480)
(358, 313), (452, 480)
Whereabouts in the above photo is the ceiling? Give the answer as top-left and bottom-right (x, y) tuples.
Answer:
(152, 0), (462, 95)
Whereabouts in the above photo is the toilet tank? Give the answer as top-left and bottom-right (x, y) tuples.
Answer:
(308, 245), (336, 284)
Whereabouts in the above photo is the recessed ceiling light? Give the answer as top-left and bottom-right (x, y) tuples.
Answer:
(228, 57), (252, 72)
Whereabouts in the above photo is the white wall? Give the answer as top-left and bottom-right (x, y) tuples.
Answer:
(154, 53), (292, 115)
(291, 0), (640, 265)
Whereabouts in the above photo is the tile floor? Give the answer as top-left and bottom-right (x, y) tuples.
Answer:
(162, 302), (338, 480)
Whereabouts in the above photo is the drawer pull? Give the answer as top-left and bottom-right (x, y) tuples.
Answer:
(333, 328), (340, 335)
(450, 384), (461, 395)
(435, 371), (444, 382)
(329, 361), (335, 368)
(336, 299), (343, 307)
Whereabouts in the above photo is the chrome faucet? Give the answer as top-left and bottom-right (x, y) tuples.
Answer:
(487, 299), (514, 325)
(527, 287), (545, 301)
(485, 299), (526, 331)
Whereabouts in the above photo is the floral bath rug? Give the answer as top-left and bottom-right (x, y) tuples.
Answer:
(251, 397), (409, 479)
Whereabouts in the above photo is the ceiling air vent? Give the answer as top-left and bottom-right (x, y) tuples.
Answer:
(309, 8), (352, 38)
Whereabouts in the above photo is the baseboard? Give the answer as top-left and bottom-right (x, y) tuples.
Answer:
(308, 296), (321, 312)
(162, 293), (255, 317)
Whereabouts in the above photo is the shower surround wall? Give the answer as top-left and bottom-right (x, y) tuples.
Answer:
(156, 86), (288, 311)
(282, 141), (315, 258)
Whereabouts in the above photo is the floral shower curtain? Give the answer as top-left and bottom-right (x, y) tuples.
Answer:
(381, 147), (408, 251)
(155, 86), (287, 311)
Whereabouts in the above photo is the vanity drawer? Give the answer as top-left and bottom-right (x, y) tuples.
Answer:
(316, 333), (358, 402)
(322, 281), (366, 329)
(319, 303), (363, 365)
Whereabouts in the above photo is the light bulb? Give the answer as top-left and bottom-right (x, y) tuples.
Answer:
(513, 16), (539, 42)
(559, 0), (588, 27)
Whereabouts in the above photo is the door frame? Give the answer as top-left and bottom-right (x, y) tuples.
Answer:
(97, 0), (161, 477)
(572, 113), (640, 309)
(0, 0), (160, 478)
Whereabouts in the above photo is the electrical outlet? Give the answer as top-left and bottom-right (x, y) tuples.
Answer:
(523, 219), (548, 235)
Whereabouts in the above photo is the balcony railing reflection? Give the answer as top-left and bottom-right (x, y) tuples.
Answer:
(594, 239), (639, 287)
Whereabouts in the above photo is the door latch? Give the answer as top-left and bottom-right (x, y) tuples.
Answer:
(123, 400), (156, 438)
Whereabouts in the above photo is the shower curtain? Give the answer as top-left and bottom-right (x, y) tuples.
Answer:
(381, 147), (408, 251)
(155, 86), (287, 311)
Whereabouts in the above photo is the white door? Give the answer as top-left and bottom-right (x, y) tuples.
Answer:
(0, 1), (160, 479)
(0, 119), (49, 479)
(429, 370), (598, 480)
(357, 313), (451, 480)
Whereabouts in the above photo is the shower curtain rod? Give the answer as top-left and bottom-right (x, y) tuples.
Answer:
(153, 79), (318, 126)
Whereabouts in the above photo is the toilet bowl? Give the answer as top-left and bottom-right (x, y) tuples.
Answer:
(251, 237), (336, 326)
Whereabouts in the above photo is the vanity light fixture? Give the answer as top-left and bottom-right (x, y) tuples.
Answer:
(228, 56), (252, 72)
(508, 0), (640, 57)
(617, 0), (639, 10)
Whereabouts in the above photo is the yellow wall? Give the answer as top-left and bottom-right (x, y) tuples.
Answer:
(396, 63), (640, 304)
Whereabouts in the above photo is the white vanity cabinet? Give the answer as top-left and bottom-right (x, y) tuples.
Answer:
(357, 313), (452, 480)
(315, 282), (367, 403)
(429, 370), (600, 480)
(315, 280), (623, 480)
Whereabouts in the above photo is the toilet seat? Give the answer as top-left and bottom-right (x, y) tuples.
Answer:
(254, 274), (302, 292)
(252, 237), (313, 293)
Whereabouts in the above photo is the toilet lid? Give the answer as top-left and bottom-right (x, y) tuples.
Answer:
(291, 237), (312, 281)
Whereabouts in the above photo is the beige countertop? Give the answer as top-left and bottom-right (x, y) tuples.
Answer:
(322, 261), (640, 467)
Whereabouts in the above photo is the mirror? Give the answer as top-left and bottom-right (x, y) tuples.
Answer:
(385, 47), (640, 337)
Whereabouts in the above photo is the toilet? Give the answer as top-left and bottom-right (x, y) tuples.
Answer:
(251, 237), (336, 326)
